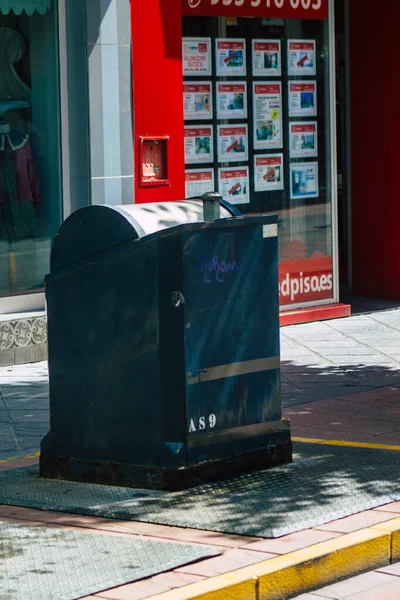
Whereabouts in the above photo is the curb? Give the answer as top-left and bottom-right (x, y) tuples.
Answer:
(144, 517), (400, 600)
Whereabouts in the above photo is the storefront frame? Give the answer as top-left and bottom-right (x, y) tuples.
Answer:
(281, 0), (339, 312)
(0, 0), (64, 315)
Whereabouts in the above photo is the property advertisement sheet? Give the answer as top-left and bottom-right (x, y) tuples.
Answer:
(217, 124), (248, 163)
(289, 122), (318, 158)
(288, 81), (317, 117)
(185, 169), (215, 198)
(184, 82), (213, 120)
(184, 126), (214, 164)
(219, 167), (249, 205)
(216, 82), (247, 119)
(252, 40), (281, 77)
(216, 39), (246, 76)
(287, 40), (316, 76)
(182, 38), (212, 76)
(290, 161), (319, 199)
(254, 154), (284, 192)
(253, 83), (282, 149)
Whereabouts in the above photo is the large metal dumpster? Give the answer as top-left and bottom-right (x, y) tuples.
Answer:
(40, 195), (291, 491)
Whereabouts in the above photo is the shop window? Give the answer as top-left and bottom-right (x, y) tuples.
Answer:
(0, 0), (61, 298)
(183, 14), (335, 310)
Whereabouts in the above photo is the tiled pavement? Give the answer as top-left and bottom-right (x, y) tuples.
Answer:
(1, 309), (400, 598)
(3, 310), (400, 455)
(292, 561), (400, 600)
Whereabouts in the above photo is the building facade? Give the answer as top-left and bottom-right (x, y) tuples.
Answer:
(0, 0), (394, 328)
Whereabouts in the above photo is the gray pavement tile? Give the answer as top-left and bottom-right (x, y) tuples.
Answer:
(299, 570), (395, 599)
(283, 333), (350, 342)
(343, 332), (400, 341)
(297, 340), (366, 349)
(282, 386), (377, 406)
(0, 410), (10, 423)
(374, 353), (400, 361)
(13, 422), (50, 436)
(0, 423), (20, 453)
(0, 521), (219, 600)
(0, 383), (49, 395)
(3, 398), (49, 412)
(326, 355), (400, 365)
(281, 362), (340, 372)
(319, 347), (379, 356)
(9, 409), (49, 423)
(18, 438), (45, 452)
(1, 443), (400, 539)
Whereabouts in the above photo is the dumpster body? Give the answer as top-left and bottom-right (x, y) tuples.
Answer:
(40, 200), (292, 490)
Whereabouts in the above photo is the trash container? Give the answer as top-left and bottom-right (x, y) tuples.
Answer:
(40, 195), (292, 491)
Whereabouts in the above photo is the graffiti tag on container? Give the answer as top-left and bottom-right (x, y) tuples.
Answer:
(199, 255), (242, 283)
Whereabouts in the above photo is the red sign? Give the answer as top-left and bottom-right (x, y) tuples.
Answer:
(182, 0), (328, 20)
(279, 256), (333, 306)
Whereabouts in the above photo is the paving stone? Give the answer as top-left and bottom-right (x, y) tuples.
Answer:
(314, 510), (395, 533)
(176, 548), (275, 576)
(342, 577), (400, 600)
(294, 571), (395, 599)
(243, 529), (341, 554)
(374, 502), (400, 514)
(377, 562), (400, 577)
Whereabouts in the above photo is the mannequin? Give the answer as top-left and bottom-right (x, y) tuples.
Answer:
(0, 22), (42, 291)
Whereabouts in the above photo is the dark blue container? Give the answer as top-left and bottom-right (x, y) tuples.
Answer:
(40, 197), (291, 490)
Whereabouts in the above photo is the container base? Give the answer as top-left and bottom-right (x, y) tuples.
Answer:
(39, 438), (293, 491)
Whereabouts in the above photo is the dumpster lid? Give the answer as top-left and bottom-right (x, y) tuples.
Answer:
(50, 199), (240, 272)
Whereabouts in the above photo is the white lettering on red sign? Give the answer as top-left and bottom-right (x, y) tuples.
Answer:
(206, 0), (321, 8)
(184, 0), (325, 16)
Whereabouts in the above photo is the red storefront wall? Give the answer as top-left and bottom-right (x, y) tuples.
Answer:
(131, 0), (328, 205)
(131, 0), (185, 203)
(130, 0), (349, 325)
(350, 1), (400, 299)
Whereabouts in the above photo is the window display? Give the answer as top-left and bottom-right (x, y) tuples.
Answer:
(253, 82), (283, 149)
(0, 3), (62, 297)
(287, 39), (316, 76)
(216, 82), (247, 120)
(218, 167), (249, 205)
(289, 122), (318, 158)
(184, 82), (213, 120)
(217, 124), (248, 163)
(252, 40), (281, 77)
(185, 168), (214, 198)
(182, 12), (334, 309)
(254, 154), (284, 192)
(182, 37), (212, 76)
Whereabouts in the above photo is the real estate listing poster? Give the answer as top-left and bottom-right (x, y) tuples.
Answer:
(289, 122), (318, 158)
(185, 169), (215, 198)
(253, 83), (282, 149)
(184, 82), (213, 120)
(182, 38), (212, 76)
(287, 40), (316, 76)
(219, 167), (250, 205)
(216, 39), (246, 76)
(252, 40), (281, 77)
(184, 126), (214, 164)
(216, 82), (248, 119)
(254, 154), (284, 192)
(290, 162), (319, 199)
(288, 82), (317, 117)
(217, 124), (248, 163)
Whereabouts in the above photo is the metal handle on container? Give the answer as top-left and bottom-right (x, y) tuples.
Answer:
(201, 192), (221, 222)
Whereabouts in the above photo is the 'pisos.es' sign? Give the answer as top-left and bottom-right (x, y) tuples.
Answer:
(182, 0), (328, 20)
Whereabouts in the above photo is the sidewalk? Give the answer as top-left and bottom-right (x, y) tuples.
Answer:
(0, 309), (400, 599)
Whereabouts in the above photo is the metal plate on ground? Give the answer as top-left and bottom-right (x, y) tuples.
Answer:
(0, 443), (399, 538)
(0, 521), (219, 600)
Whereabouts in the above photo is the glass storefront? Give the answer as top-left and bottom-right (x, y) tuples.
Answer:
(183, 10), (336, 310)
(0, 0), (62, 298)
